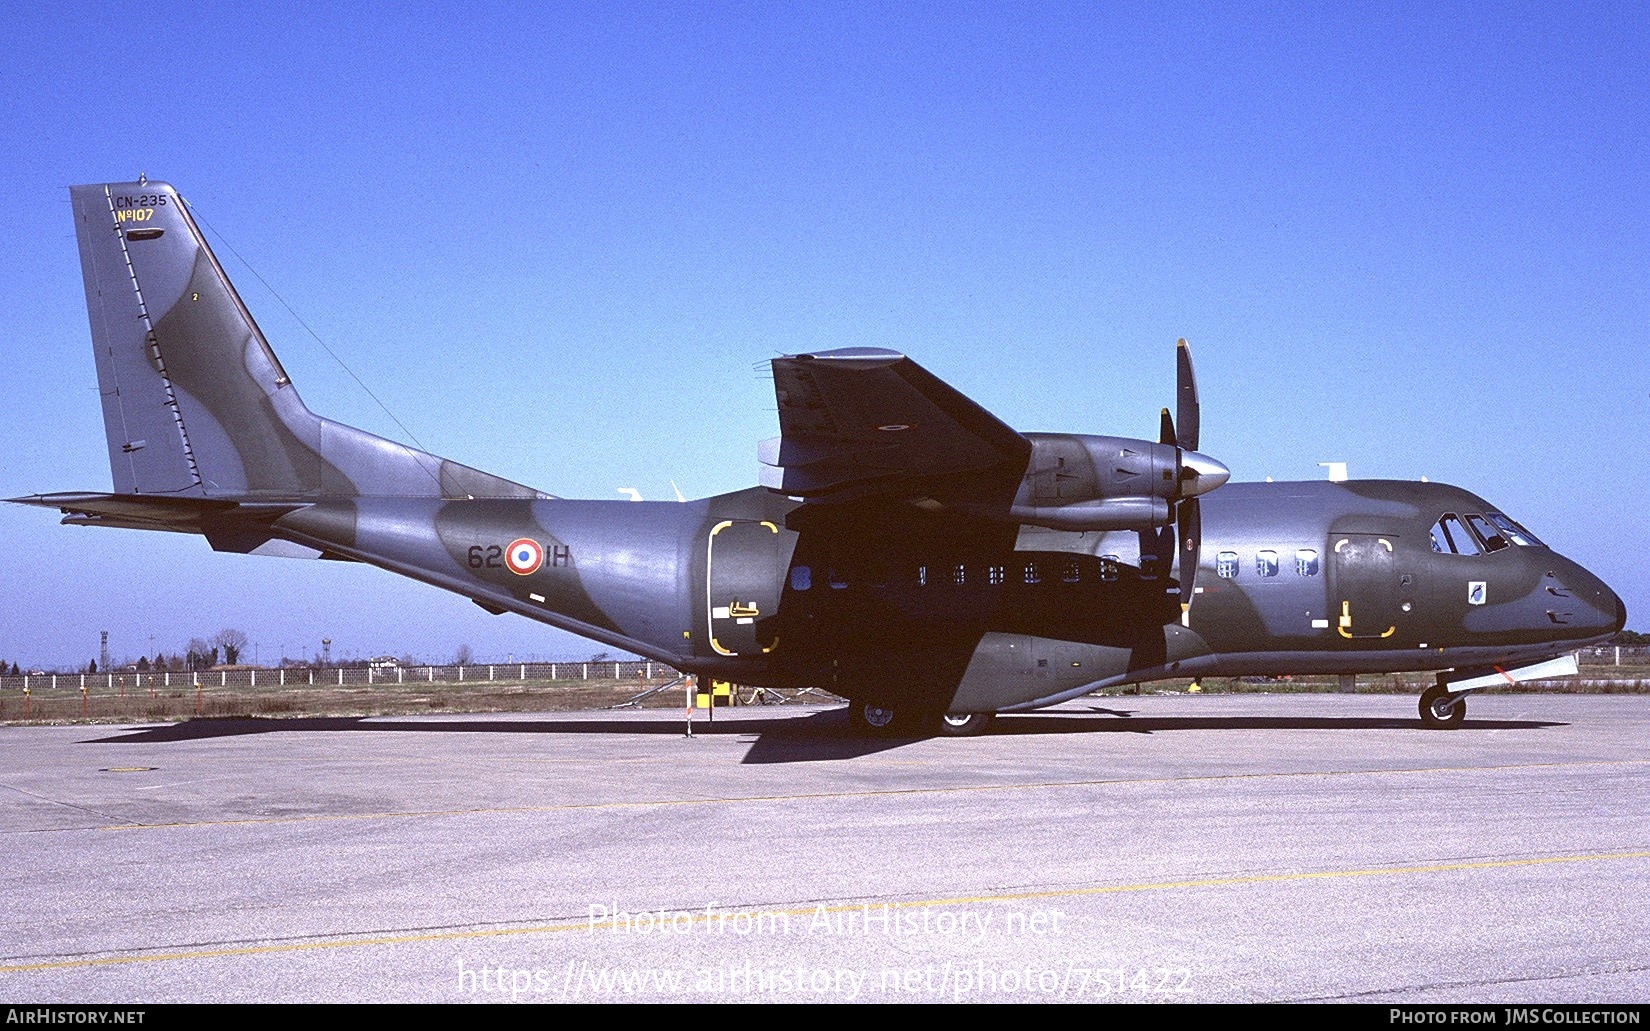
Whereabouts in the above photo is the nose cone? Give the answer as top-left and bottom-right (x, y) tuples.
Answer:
(1180, 450), (1231, 498)
(1560, 559), (1627, 643)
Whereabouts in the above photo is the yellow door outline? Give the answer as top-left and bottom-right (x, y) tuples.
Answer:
(1333, 537), (1397, 639)
(707, 520), (781, 656)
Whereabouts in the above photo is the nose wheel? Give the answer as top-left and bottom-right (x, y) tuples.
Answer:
(1418, 683), (1466, 729)
(937, 712), (994, 737)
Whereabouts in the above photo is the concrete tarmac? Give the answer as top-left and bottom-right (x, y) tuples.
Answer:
(1, 693), (1647, 1003)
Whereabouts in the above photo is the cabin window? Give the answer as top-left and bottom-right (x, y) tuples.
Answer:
(916, 564), (928, 587)
(1256, 550), (1279, 577)
(1430, 514), (1482, 555)
(1216, 551), (1239, 579)
(988, 564), (1005, 585)
(790, 566), (812, 591)
(1023, 561), (1041, 585)
(828, 567), (848, 589)
(952, 563), (967, 586)
(1099, 554), (1120, 582)
(1295, 549), (1319, 576)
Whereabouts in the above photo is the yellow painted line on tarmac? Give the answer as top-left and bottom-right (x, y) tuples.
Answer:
(4, 848), (1648, 974)
(89, 758), (1649, 833)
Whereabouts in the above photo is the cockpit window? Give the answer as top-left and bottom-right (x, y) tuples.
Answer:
(1464, 514), (1510, 553)
(1487, 511), (1543, 547)
(1430, 514), (1482, 555)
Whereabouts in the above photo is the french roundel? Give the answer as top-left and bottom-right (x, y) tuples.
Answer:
(505, 538), (545, 576)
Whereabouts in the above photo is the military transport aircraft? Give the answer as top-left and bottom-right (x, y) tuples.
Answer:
(11, 180), (1626, 735)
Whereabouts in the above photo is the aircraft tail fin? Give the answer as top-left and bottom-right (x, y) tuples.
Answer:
(69, 180), (542, 500)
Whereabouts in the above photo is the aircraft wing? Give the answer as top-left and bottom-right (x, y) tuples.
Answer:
(760, 348), (1032, 502)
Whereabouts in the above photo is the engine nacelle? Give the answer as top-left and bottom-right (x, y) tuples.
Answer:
(1003, 433), (1225, 531)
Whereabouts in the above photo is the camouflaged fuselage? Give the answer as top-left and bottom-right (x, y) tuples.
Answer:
(248, 477), (1621, 715)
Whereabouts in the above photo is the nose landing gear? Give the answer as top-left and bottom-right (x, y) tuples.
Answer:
(937, 711), (994, 737)
(1418, 681), (1466, 729)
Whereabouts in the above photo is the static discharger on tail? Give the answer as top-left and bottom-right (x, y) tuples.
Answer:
(11, 180), (1626, 736)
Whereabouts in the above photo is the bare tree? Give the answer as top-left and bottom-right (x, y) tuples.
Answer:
(453, 643), (474, 666)
(214, 628), (248, 666)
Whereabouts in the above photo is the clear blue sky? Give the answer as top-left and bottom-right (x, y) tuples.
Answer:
(2, 3), (1645, 668)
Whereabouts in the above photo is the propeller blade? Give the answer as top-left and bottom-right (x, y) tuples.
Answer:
(1166, 339), (1213, 628)
(1176, 338), (1200, 453)
(1159, 407), (1175, 448)
(1179, 497), (1201, 627)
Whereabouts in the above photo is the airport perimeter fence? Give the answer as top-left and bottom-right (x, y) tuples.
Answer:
(0, 659), (683, 694)
(3, 647), (1646, 698)
(1577, 645), (1650, 667)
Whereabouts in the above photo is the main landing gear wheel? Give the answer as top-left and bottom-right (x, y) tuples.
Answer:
(1419, 684), (1466, 729)
(936, 712), (994, 737)
(849, 702), (898, 734)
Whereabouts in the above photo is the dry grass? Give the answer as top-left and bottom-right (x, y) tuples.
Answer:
(2, 666), (1644, 726)
(0, 676), (720, 725)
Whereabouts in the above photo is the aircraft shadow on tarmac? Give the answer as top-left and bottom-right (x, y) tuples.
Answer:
(79, 707), (1566, 765)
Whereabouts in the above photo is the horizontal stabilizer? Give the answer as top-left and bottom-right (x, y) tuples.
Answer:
(8, 491), (329, 557)
(12, 491), (248, 528)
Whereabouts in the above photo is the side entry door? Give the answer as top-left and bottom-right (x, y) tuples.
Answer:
(1330, 534), (1401, 640)
(706, 520), (795, 656)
